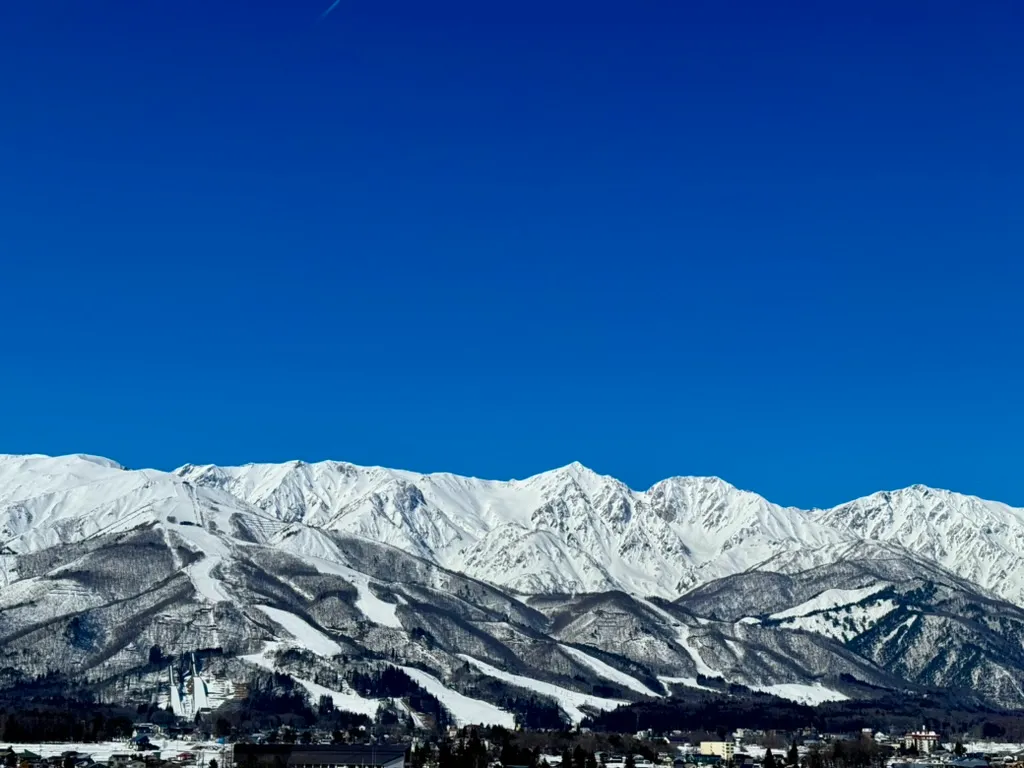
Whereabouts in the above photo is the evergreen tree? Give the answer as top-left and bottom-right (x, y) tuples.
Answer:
(465, 731), (488, 768)
(787, 744), (799, 767)
(4, 716), (20, 742)
(832, 741), (845, 767)
(765, 749), (776, 768)
(501, 741), (516, 767)
(954, 743), (966, 758)
(625, 756), (636, 768)
(439, 742), (456, 768)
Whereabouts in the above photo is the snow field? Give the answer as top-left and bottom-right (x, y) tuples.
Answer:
(769, 585), (888, 620)
(1, 741), (226, 764)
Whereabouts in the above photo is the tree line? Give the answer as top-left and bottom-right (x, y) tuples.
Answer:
(0, 708), (135, 743)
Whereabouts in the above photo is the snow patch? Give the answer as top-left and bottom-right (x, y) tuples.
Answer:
(880, 615), (918, 645)
(769, 585), (887, 620)
(775, 600), (898, 642)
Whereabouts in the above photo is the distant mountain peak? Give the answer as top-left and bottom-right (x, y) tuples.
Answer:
(7, 452), (1024, 714)
(5, 452), (1024, 606)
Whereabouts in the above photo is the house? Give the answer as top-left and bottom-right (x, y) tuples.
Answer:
(233, 745), (409, 768)
(134, 724), (164, 739)
(904, 729), (941, 754)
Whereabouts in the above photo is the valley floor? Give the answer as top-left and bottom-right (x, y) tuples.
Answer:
(2, 740), (228, 764)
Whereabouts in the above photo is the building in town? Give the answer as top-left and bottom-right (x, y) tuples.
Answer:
(903, 729), (941, 754)
(233, 745), (408, 768)
(700, 743), (735, 762)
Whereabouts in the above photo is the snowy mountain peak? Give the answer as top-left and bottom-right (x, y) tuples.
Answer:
(5, 453), (1024, 605)
(10, 452), (1024, 716)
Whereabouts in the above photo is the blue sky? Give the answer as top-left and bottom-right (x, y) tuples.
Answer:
(0, 0), (1021, 508)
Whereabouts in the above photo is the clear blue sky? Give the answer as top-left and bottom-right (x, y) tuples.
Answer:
(1, 0), (1021, 508)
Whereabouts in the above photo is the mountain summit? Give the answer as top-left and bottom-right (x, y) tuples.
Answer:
(4, 453), (1021, 602)
(6, 453), (1024, 715)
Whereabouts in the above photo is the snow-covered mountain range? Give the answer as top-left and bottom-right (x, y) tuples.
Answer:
(4, 453), (1024, 720)
(175, 456), (1024, 604)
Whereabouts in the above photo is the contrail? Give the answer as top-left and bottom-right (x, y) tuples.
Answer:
(319, 0), (342, 20)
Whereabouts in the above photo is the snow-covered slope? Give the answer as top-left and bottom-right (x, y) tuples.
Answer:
(8, 453), (1024, 713)
(9, 453), (1024, 605)
(174, 456), (1024, 605)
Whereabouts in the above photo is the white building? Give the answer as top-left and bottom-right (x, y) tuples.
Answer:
(701, 743), (735, 762)
(903, 729), (940, 754)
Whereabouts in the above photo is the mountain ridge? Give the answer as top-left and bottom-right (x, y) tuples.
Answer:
(5, 453), (1024, 603)
(8, 452), (1024, 716)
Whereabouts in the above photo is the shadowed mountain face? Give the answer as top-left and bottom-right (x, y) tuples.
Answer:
(4, 453), (1024, 719)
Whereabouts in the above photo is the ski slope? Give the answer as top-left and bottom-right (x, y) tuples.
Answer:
(242, 642), (380, 717)
(559, 644), (662, 697)
(635, 598), (722, 679)
(289, 676), (382, 718)
(274, 532), (404, 629)
(309, 557), (404, 629)
(658, 676), (717, 692)
(395, 665), (515, 728)
(458, 654), (626, 724)
(750, 682), (848, 705)
(254, 606), (342, 657)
